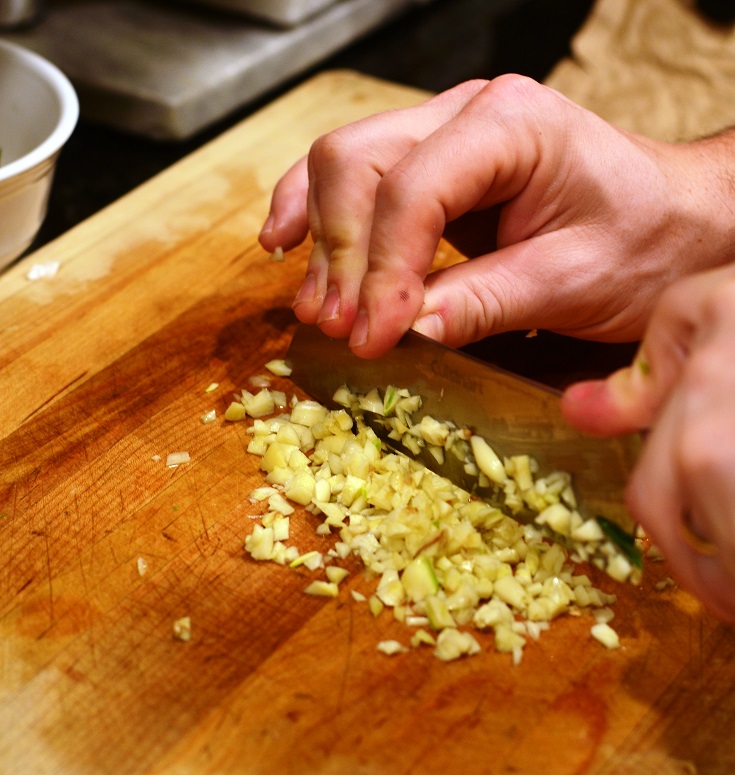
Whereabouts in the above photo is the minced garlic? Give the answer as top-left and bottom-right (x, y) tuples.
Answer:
(231, 379), (634, 663)
(173, 616), (192, 642)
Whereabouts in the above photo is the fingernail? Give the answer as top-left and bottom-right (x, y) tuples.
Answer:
(350, 308), (369, 349)
(293, 272), (317, 308)
(412, 312), (443, 341)
(318, 284), (340, 323)
(259, 213), (275, 240)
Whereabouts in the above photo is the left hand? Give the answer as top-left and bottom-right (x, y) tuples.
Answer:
(259, 76), (735, 359)
(561, 263), (735, 621)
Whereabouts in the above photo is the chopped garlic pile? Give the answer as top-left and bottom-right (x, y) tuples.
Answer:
(231, 377), (630, 663)
(346, 385), (641, 584)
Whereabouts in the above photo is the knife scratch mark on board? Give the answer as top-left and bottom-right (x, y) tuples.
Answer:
(42, 529), (54, 629)
(21, 372), (89, 425)
(336, 598), (355, 715)
(17, 577), (34, 594)
(188, 476), (210, 545)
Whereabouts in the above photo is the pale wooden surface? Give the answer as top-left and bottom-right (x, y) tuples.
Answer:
(0, 70), (734, 775)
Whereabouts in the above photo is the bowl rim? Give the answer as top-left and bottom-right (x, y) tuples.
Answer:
(0, 39), (79, 183)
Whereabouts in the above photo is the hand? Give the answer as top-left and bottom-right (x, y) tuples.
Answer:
(259, 75), (735, 358)
(561, 264), (735, 621)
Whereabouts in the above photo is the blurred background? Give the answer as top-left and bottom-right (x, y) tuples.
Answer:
(1, 0), (597, 251)
(1, 0), (733, 253)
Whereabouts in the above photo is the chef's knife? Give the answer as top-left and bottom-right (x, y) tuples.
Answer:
(285, 324), (641, 559)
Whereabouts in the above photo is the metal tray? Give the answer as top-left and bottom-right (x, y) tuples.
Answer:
(185, 0), (340, 27)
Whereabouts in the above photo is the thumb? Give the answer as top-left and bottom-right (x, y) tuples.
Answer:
(561, 274), (708, 437)
(560, 360), (661, 436)
(411, 245), (548, 348)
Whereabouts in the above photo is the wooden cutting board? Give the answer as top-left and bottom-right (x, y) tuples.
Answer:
(0, 70), (733, 775)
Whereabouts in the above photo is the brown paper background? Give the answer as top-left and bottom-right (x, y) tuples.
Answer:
(545, 0), (735, 141)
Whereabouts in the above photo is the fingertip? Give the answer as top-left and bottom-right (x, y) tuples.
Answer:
(261, 158), (311, 252)
(349, 308), (369, 350)
(561, 372), (644, 435)
(559, 379), (613, 435)
(258, 217), (309, 254)
(264, 218), (310, 254)
(348, 307), (404, 359)
(257, 213), (276, 249)
(412, 312), (445, 342)
(316, 284), (341, 325)
(312, 282), (362, 340)
(292, 273), (323, 324)
(562, 358), (659, 436)
(561, 379), (607, 405)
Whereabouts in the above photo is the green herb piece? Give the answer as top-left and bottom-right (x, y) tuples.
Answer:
(383, 385), (399, 416)
(596, 515), (643, 569)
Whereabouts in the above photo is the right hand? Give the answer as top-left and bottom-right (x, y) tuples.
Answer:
(562, 263), (735, 621)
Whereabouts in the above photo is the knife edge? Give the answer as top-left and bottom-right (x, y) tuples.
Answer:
(285, 324), (641, 540)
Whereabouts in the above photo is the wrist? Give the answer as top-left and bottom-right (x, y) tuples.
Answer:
(666, 128), (735, 271)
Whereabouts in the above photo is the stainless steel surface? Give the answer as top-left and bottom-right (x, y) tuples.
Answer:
(185, 0), (339, 27)
(286, 324), (641, 531)
(0, 0), (435, 139)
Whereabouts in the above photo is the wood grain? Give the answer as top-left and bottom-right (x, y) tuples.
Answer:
(0, 70), (733, 775)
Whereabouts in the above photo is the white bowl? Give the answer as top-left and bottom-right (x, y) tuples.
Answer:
(0, 40), (79, 270)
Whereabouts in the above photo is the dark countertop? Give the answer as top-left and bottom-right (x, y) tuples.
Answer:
(33, 0), (596, 252)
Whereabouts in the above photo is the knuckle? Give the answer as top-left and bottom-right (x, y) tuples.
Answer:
(309, 124), (362, 171)
(375, 164), (446, 235)
(474, 73), (548, 113)
(325, 244), (354, 274)
(464, 75), (563, 150)
(376, 164), (415, 208)
(452, 77), (492, 95)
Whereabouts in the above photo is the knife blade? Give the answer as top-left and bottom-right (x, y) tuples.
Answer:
(285, 324), (641, 562)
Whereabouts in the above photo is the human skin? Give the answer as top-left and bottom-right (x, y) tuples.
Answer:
(259, 74), (735, 619)
(562, 264), (735, 620)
